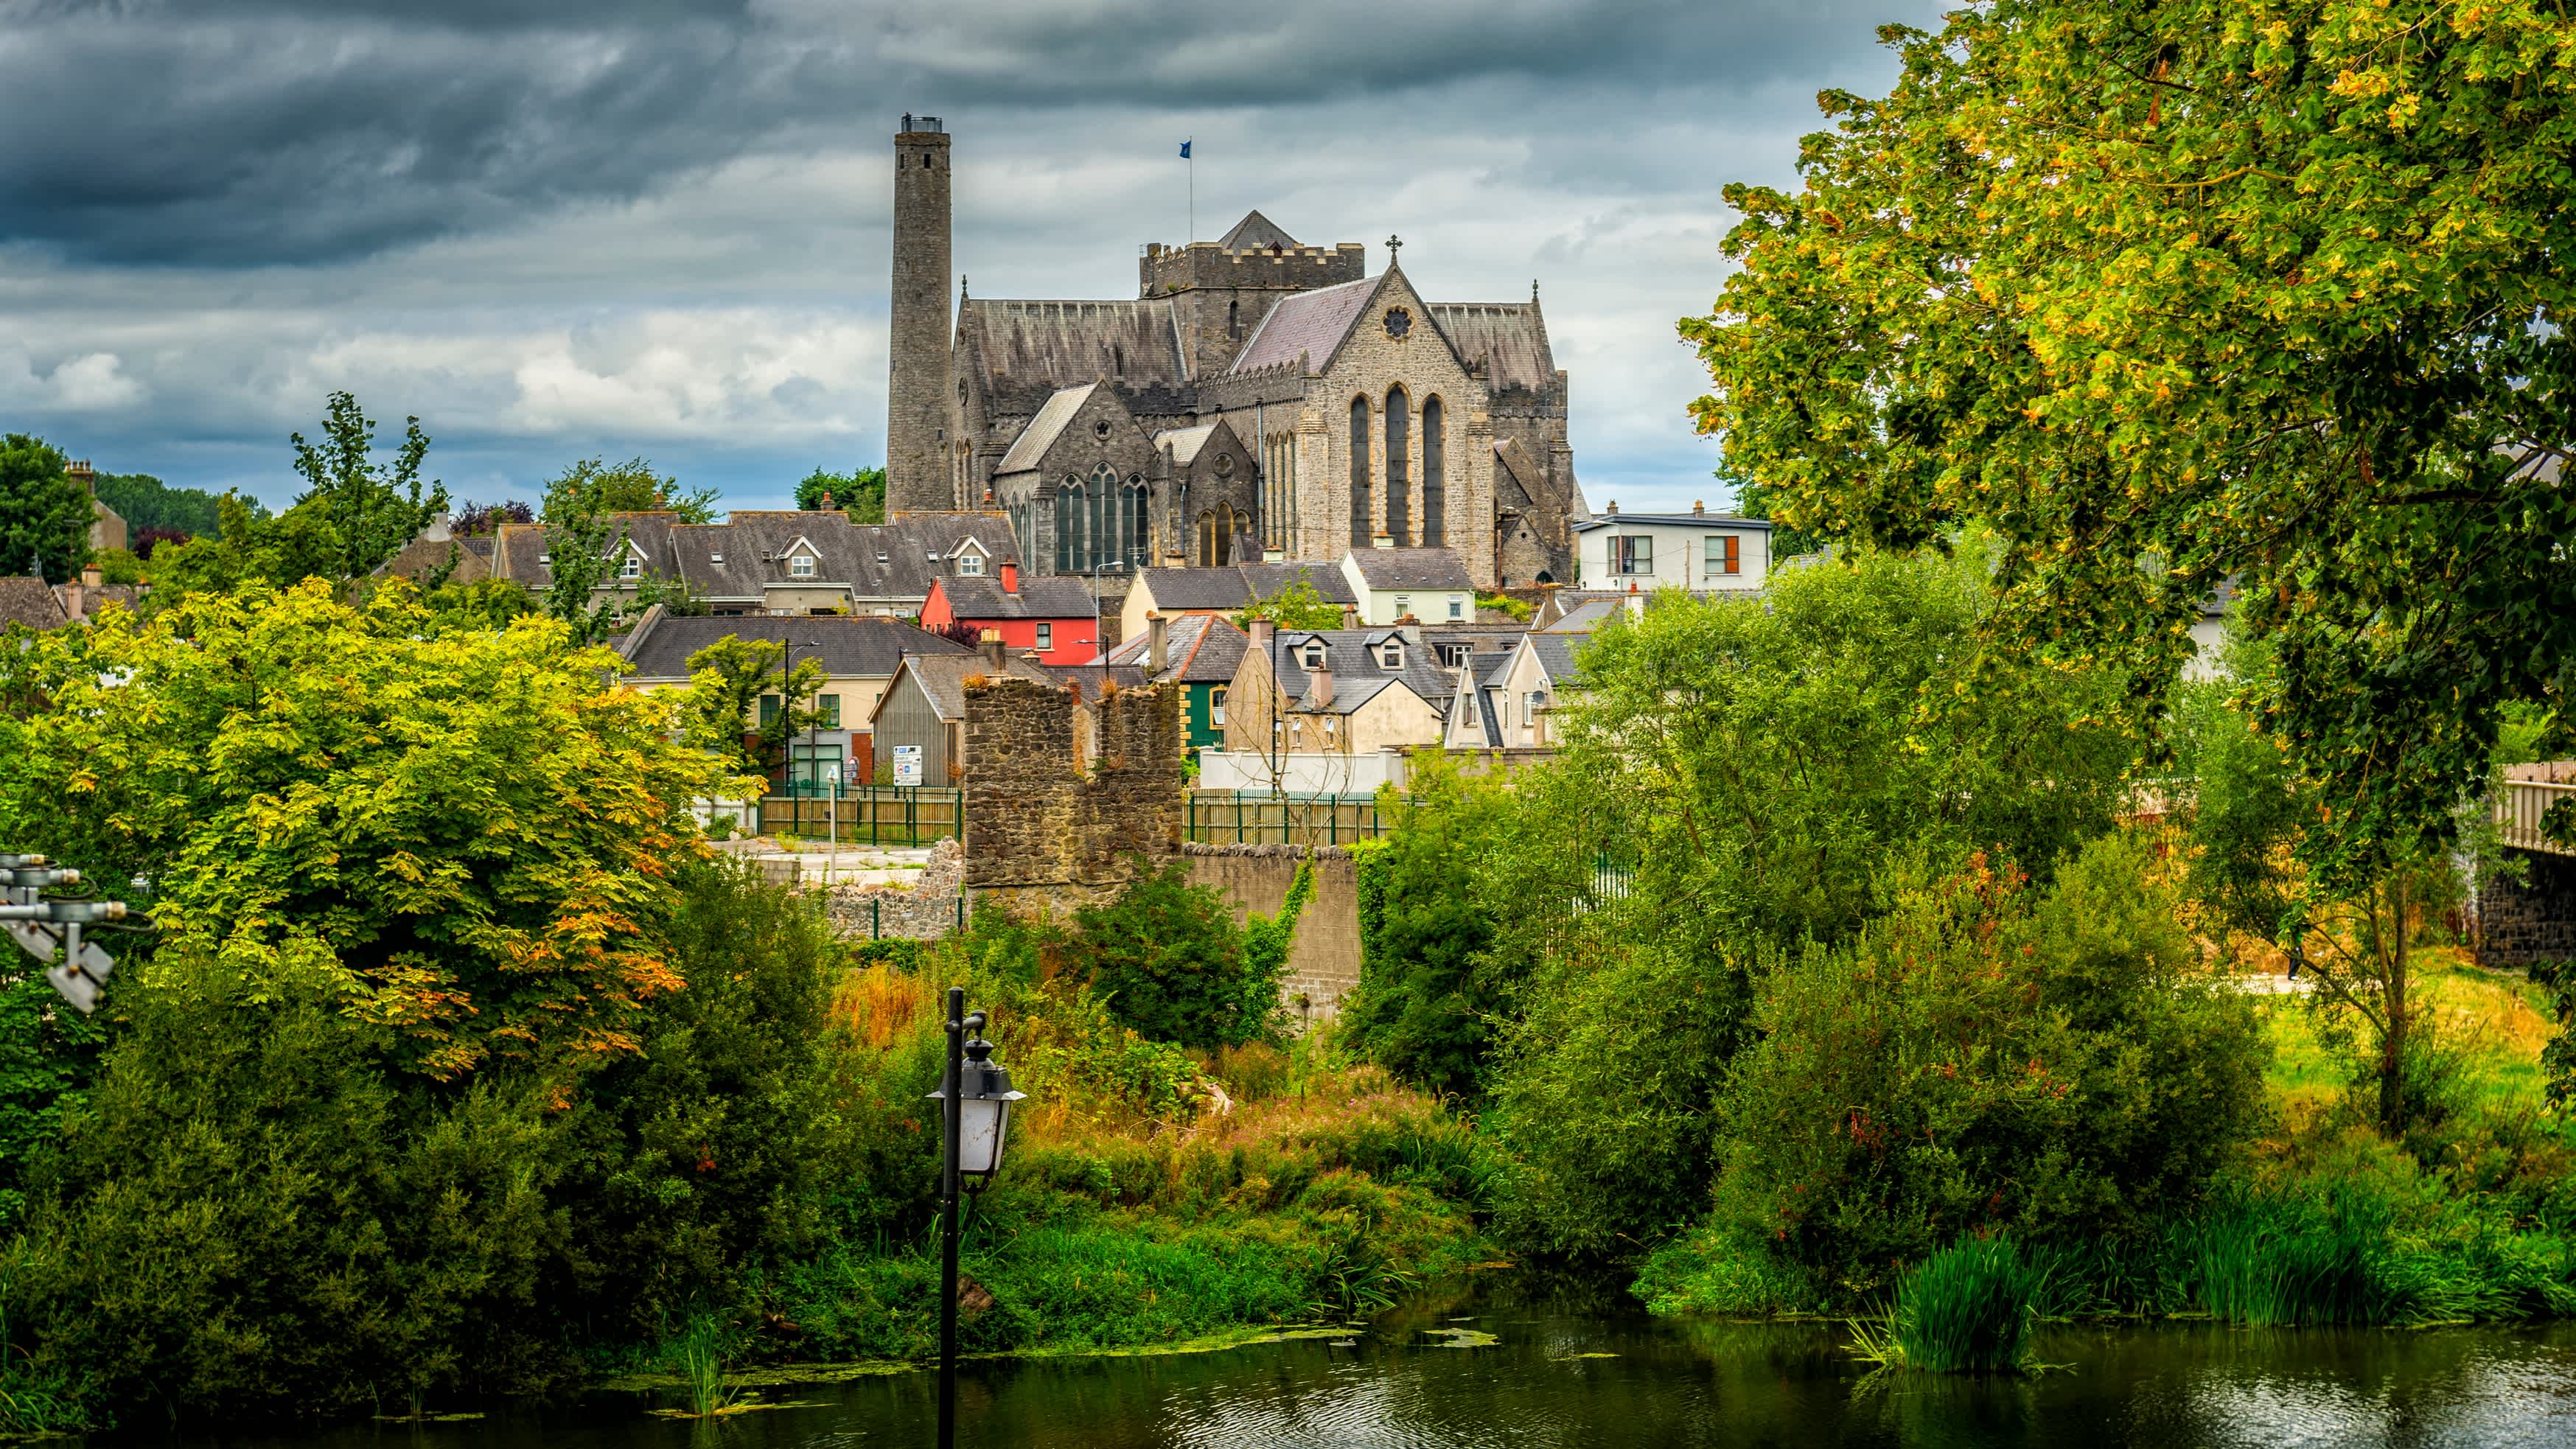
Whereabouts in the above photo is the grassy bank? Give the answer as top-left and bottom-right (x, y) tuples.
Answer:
(1638, 945), (2576, 1350)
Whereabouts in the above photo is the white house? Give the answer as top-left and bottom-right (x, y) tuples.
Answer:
(1338, 547), (1478, 626)
(1571, 503), (1772, 592)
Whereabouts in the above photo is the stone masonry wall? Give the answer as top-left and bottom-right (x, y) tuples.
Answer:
(2477, 847), (2576, 968)
(962, 677), (1182, 916)
(1181, 842), (1363, 1028)
(821, 838), (966, 941)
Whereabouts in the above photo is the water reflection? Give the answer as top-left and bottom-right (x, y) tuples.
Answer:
(164, 1280), (2576, 1449)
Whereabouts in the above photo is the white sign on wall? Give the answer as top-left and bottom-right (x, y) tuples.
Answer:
(893, 744), (923, 786)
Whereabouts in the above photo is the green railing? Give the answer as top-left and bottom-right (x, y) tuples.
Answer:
(1185, 792), (1387, 846)
(759, 786), (965, 846)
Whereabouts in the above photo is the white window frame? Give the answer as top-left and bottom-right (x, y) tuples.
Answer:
(957, 552), (985, 576)
(1395, 595), (1411, 618)
(1211, 686), (1228, 727)
(1705, 534), (1740, 578)
(1302, 641), (1327, 668)
(620, 554), (641, 580)
(1036, 623), (1053, 652)
(790, 553), (816, 578)
(1380, 642), (1403, 669)
(1448, 595), (1465, 619)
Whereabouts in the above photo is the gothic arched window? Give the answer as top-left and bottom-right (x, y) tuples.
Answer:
(1384, 385), (1411, 547)
(1057, 475), (1086, 573)
(1196, 509), (1225, 568)
(1227, 298), (1240, 337)
(1422, 396), (1445, 545)
(1349, 396), (1372, 550)
(1122, 473), (1150, 570)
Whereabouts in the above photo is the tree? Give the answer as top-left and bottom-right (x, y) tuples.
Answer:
(1340, 761), (1516, 1100)
(1071, 863), (1264, 1048)
(1687, 0), (2576, 901)
(0, 579), (729, 1080)
(450, 499), (534, 537)
(1232, 578), (1345, 632)
(291, 391), (447, 581)
(0, 434), (93, 584)
(680, 634), (825, 777)
(144, 492), (341, 599)
(565, 457), (718, 523)
(1718, 456), (1818, 559)
(797, 466), (887, 523)
(537, 460), (632, 645)
(91, 471), (240, 538)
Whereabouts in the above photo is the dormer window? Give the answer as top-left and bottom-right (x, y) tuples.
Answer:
(1301, 640), (1327, 669)
(790, 554), (815, 578)
(957, 553), (984, 576)
(620, 556), (641, 579)
(1379, 641), (1403, 669)
(538, 553), (552, 565)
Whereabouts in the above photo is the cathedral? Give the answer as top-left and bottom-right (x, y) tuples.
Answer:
(884, 116), (1587, 590)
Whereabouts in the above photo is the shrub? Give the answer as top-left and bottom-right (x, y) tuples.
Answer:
(1858, 1235), (2046, 1375)
(1708, 835), (2271, 1291)
(1338, 766), (1516, 1100)
(1072, 861), (1293, 1049)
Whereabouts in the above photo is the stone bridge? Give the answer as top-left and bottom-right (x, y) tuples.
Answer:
(2478, 766), (2576, 967)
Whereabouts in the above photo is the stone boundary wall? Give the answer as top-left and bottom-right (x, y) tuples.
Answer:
(820, 839), (966, 941)
(2476, 847), (2576, 968)
(1181, 842), (1364, 1028)
(962, 677), (1182, 918)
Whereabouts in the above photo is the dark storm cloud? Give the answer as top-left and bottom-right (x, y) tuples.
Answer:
(0, 0), (1909, 266)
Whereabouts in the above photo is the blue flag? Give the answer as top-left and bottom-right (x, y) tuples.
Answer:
(1179, 140), (1191, 158)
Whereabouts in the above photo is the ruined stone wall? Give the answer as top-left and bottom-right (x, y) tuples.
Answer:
(2476, 848), (2576, 967)
(820, 838), (966, 940)
(1181, 842), (1363, 1028)
(961, 677), (1182, 915)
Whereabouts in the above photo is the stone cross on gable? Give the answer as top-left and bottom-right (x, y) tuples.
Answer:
(1385, 234), (1402, 262)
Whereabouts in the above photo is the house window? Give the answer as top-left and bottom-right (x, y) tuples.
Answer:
(1210, 686), (1228, 727)
(1438, 642), (1468, 668)
(1302, 640), (1327, 668)
(1448, 595), (1465, 619)
(538, 553), (552, 565)
(1706, 534), (1741, 577)
(1036, 623), (1053, 652)
(620, 555), (640, 579)
(820, 694), (841, 728)
(957, 552), (984, 576)
(1526, 690), (1548, 727)
(1422, 397), (1445, 543)
(1379, 641), (1403, 669)
(758, 693), (781, 726)
(1395, 595), (1410, 618)
(711, 551), (725, 564)
(1616, 536), (1654, 575)
(791, 553), (815, 577)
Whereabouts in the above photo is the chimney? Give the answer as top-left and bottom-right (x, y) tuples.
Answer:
(1693, 499), (1706, 515)
(80, 565), (102, 588)
(999, 558), (1019, 594)
(66, 461), (94, 495)
(1148, 612), (1169, 674)
(1605, 500), (1618, 516)
(1249, 617), (1274, 656)
(980, 627), (1006, 673)
(1340, 603), (1358, 629)
(1308, 660), (1334, 709)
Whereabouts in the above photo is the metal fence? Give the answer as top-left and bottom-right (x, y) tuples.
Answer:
(760, 786), (966, 846)
(2499, 778), (2576, 856)
(1185, 792), (1389, 846)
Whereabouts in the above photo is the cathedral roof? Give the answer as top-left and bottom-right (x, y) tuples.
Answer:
(1155, 422), (1219, 464)
(1216, 210), (1300, 251)
(1226, 274), (1381, 376)
(959, 299), (1189, 418)
(996, 383), (1101, 474)
(1431, 303), (1558, 401)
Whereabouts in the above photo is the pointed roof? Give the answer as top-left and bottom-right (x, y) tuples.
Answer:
(1217, 210), (1300, 251)
(996, 383), (1103, 474)
(1226, 273), (1383, 376)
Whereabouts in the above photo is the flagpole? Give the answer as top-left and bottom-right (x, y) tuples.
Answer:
(1187, 138), (1195, 241)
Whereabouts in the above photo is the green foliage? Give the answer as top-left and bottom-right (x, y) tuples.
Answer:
(0, 579), (726, 1080)
(680, 634), (826, 778)
(1716, 453), (1817, 559)
(1472, 593), (1532, 623)
(796, 466), (887, 523)
(0, 976), (109, 1231)
(559, 456), (718, 523)
(632, 568), (710, 616)
(1708, 836), (2269, 1288)
(90, 471), (241, 539)
(1852, 1235), (2047, 1375)
(1240, 859), (1311, 1025)
(1231, 578), (1346, 632)
(291, 391), (447, 582)
(84, 548), (141, 587)
(537, 460), (632, 644)
(1339, 766), (1514, 1100)
(144, 492), (343, 597)
(1688, 0), (2576, 891)
(0, 435), (92, 585)
(1072, 860), (1305, 1050)
(419, 576), (537, 632)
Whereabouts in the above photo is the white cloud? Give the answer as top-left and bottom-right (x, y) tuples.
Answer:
(0, 350), (146, 411)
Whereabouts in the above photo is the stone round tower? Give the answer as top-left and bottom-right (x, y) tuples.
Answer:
(886, 115), (953, 517)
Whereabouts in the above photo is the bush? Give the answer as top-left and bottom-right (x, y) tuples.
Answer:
(1860, 1235), (2046, 1375)
(1071, 860), (1301, 1050)
(1338, 766), (1517, 1100)
(1708, 835), (2271, 1292)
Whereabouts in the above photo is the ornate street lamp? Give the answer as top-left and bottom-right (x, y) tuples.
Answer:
(926, 987), (1025, 1449)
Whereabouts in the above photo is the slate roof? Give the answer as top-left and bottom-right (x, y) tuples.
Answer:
(1541, 598), (1623, 633)
(666, 512), (1011, 603)
(996, 383), (1099, 475)
(616, 610), (969, 682)
(1138, 562), (1355, 612)
(934, 573), (1097, 621)
(1431, 303), (1560, 403)
(1345, 547), (1475, 592)
(959, 299), (1190, 419)
(489, 512), (690, 590)
(1266, 628), (1460, 710)
(1040, 663), (1152, 698)
(0, 577), (66, 631)
(882, 651), (1059, 722)
(1571, 511), (1771, 531)
(1529, 632), (1591, 686)
(1227, 274), (1380, 376)
(1156, 422), (1219, 466)
(1217, 211), (1300, 251)
(1103, 613), (1250, 685)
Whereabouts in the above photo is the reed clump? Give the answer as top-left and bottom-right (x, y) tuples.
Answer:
(1851, 1236), (2047, 1375)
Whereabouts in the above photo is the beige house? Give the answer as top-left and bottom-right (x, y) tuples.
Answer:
(1447, 632), (1587, 750)
(1338, 545), (1476, 626)
(1208, 619), (1446, 792)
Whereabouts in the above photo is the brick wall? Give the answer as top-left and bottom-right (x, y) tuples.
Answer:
(960, 676), (1182, 913)
(2476, 847), (2576, 967)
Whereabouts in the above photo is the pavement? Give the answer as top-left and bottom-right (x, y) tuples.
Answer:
(717, 839), (937, 888)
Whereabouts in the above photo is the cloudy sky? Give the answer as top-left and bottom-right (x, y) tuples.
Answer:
(0, 0), (1938, 516)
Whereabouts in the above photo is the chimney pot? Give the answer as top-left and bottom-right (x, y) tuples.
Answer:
(1309, 662), (1334, 708)
(1605, 500), (1618, 515)
(1693, 499), (1706, 515)
(80, 565), (102, 588)
(1340, 603), (1358, 629)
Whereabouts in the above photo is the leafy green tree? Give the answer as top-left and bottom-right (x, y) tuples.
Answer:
(291, 391), (447, 581)
(1716, 454), (1816, 559)
(548, 457), (719, 523)
(143, 492), (341, 598)
(1072, 863), (1260, 1048)
(537, 459), (632, 644)
(1339, 762), (1518, 1100)
(0, 579), (728, 1080)
(680, 634), (825, 778)
(90, 471), (242, 538)
(1686, 0), (2576, 896)
(1232, 578), (1345, 632)
(1707, 837), (2269, 1289)
(796, 466), (887, 523)
(0, 435), (93, 584)
(420, 576), (538, 632)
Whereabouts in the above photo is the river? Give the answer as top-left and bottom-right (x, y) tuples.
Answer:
(177, 1278), (2576, 1448)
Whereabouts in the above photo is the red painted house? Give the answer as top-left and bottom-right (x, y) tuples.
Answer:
(920, 561), (1102, 665)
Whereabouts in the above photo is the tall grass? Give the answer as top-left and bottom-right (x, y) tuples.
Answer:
(2178, 1194), (2383, 1327)
(672, 1318), (744, 1418)
(1850, 1235), (2048, 1375)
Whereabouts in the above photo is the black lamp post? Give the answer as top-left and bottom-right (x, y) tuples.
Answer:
(927, 986), (1024, 1449)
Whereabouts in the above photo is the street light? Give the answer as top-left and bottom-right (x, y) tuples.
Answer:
(926, 987), (1025, 1449)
